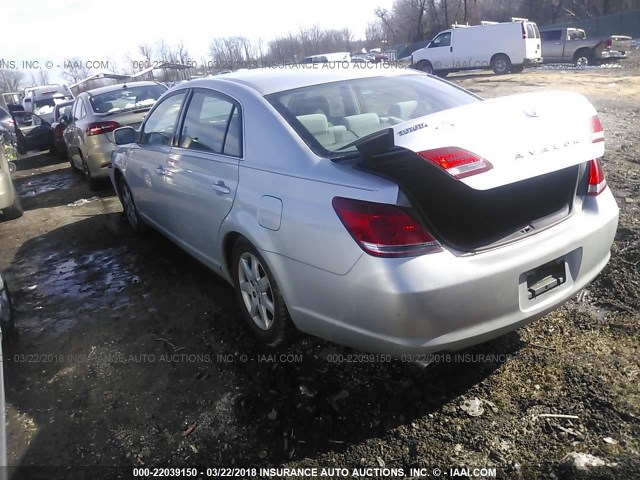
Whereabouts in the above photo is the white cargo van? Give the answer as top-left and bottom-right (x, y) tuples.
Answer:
(411, 18), (542, 76)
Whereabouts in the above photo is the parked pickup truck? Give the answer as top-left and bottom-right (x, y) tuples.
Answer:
(540, 28), (632, 67)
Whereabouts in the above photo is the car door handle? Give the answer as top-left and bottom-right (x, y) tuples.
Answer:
(156, 165), (166, 176)
(211, 181), (230, 194)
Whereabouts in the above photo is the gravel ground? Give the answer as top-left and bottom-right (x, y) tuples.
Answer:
(0, 62), (638, 480)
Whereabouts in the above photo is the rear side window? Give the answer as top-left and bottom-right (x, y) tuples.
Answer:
(526, 23), (538, 39)
(541, 30), (562, 41)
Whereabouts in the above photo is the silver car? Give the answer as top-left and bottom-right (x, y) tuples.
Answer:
(63, 81), (167, 189)
(110, 66), (618, 355)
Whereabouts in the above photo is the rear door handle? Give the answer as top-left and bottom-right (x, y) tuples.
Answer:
(155, 165), (166, 176)
(211, 181), (230, 194)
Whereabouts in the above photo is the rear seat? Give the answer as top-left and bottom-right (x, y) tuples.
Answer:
(296, 114), (350, 148)
(388, 101), (418, 120)
(341, 113), (381, 138)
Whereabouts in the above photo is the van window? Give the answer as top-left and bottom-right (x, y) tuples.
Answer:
(526, 23), (539, 39)
(541, 30), (562, 41)
(429, 32), (451, 48)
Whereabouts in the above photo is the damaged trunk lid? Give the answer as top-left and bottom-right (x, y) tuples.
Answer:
(354, 91), (604, 251)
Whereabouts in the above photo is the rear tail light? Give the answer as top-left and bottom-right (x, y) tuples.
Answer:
(521, 23), (527, 39)
(417, 147), (492, 179)
(332, 197), (442, 257)
(86, 121), (120, 136)
(591, 115), (604, 143)
(587, 159), (607, 196)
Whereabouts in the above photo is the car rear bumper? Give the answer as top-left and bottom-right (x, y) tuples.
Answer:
(85, 134), (114, 179)
(269, 189), (619, 356)
(599, 51), (627, 60)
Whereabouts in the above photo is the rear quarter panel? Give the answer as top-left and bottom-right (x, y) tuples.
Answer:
(216, 84), (399, 280)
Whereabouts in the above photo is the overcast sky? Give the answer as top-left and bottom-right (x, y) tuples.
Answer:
(3, 0), (395, 83)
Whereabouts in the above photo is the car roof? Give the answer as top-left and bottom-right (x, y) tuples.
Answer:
(179, 65), (421, 96)
(83, 81), (162, 97)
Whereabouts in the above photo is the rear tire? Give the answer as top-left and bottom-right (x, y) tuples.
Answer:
(574, 50), (594, 68)
(57, 144), (68, 160)
(232, 238), (291, 347)
(81, 156), (100, 190)
(491, 54), (511, 74)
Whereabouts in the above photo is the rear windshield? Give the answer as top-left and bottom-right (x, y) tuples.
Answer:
(89, 84), (167, 114)
(526, 23), (540, 39)
(266, 74), (478, 156)
(34, 97), (73, 115)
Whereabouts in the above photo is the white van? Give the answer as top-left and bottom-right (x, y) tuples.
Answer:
(22, 85), (74, 117)
(411, 18), (542, 76)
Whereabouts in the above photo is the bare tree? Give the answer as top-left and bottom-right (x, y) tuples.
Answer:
(62, 57), (92, 84)
(0, 70), (24, 92)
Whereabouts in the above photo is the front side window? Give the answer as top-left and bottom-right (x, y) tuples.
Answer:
(141, 92), (186, 146)
(430, 32), (451, 48)
(178, 91), (242, 157)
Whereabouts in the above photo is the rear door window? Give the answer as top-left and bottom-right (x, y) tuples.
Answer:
(541, 30), (562, 41)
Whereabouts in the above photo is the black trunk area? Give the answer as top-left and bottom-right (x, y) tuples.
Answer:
(357, 148), (579, 252)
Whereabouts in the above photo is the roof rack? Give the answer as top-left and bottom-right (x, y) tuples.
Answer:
(480, 21), (498, 25)
(511, 17), (529, 22)
(451, 22), (470, 28)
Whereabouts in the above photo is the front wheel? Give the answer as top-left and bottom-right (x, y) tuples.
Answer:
(415, 60), (433, 74)
(2, 196), (23, 220)
(232, 238), (291, 347)
(118, 177), (148, 235)
(491, 54), (511, 75)
(0, 277), (15, 334)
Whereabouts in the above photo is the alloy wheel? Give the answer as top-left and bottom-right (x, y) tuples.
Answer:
(237, 252), (275, 330)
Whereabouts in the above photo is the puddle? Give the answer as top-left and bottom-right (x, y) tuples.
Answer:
(17, 173), (76, 198)
(24, 247), (140, 332)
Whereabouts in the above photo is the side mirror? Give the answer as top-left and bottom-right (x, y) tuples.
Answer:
(114, 126), (136, 145)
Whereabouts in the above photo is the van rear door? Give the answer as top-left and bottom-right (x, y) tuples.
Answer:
(524, 22), (542, 60)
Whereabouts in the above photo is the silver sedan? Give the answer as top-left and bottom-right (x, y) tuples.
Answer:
(110, 65), (618, 355)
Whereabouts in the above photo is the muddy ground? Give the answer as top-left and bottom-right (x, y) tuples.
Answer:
(0, 63), (638, 480)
